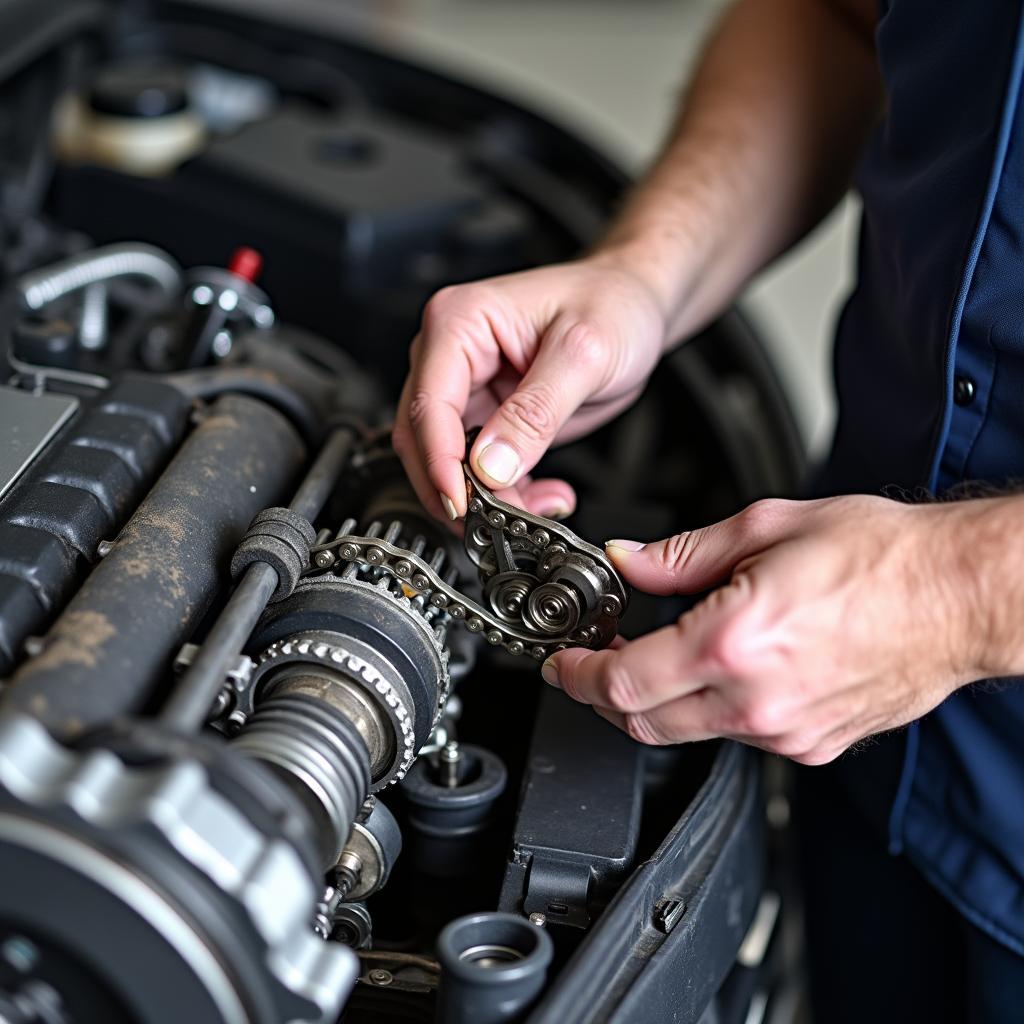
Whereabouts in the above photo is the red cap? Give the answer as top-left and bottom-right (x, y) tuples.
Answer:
(228, 246), (263, 284)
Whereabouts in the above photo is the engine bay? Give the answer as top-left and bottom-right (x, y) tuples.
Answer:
(0, 3), (805, 1021)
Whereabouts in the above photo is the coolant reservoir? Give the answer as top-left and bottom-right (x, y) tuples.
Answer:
(55, 61), (205, 177)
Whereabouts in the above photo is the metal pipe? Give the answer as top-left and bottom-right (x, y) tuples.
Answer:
(0, 395), (304, 737)
(288, 426), (356, 521)
(159, 426), (356, 732)
(18, 243), (181, 312)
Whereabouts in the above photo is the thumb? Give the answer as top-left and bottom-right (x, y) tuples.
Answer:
(605, 501), (791, 595)
(470, 324), (608, 488)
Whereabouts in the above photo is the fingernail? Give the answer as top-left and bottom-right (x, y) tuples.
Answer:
(440, 493), (459, 521)
(476, 441), (520, 486)
(605, 539), (645, 553)
(539, 504), (571, 521)
(541, 658), (559, 687)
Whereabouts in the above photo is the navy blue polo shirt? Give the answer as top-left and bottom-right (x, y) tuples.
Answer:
(820, 2), (1024, 953)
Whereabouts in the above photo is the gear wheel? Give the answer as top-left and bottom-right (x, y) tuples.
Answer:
(0, 714), (358, 1024)
(244, 519), (454, 790)
(256, 630), (419, 785)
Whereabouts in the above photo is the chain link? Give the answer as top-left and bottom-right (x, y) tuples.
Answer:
(307, 462), (629, 661)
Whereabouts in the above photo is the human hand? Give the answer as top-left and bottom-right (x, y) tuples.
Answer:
(542, 495), (993, 764)
(393, 254), (670, 522)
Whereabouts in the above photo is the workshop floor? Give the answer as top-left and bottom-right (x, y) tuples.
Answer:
(216, 0), (856, 457)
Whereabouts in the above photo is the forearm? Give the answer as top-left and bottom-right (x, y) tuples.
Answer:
(593, 0), (882, 346)
(944, 494), (1024, 681)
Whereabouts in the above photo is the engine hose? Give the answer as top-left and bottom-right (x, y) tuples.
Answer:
(17, 242), (181, 311)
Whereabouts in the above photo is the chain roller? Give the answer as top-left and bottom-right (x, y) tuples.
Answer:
(307, 459), (629, 661)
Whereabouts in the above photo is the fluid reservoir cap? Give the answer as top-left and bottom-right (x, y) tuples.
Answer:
(89, 62), (189, 119)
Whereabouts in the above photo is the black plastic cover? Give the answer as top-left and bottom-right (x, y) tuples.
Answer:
(0, 376), (190, 674)
(499, 687), (645, 929)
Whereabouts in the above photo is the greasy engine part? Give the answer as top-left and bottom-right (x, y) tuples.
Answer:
(160, 424), (358, 734)
(0, 375), (191, 675)
(308, 459), (629, 662)
(402, 742), (508, 878)
(0, 713), (358, 1023)
(243, 517), (455, 797)
(0, 394), (304, 736)
(0, 1), (810, 1019)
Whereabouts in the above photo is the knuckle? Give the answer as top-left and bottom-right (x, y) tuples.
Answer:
(558, 322), (607, 370)
(660, 530), (701, 574)
(763, 731), (806, 758)
(736, 498), (786, 537)
(700, 620), (749, 680)
(500, 384), (561, 443)
(603, 662), (640, 713)
(406, 389), (433, 429)
(422, 285), (462, 326)
(624, 712), (668, 746)
(734, 695), (790, 737)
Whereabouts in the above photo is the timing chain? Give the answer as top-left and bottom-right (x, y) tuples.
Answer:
(306, 463), (629, 661)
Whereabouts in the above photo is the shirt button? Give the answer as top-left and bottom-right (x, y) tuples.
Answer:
(954, 374), (976, 407)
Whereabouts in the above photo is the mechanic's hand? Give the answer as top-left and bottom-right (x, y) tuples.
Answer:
(542, 495), (990, 765)
(393, 256), (669, 522)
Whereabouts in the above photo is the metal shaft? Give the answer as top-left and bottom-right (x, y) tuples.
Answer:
(160, 426), (356, 732)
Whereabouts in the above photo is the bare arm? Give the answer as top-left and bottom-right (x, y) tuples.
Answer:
(394, 0), (883, 519)
(598, 0), (882, 342)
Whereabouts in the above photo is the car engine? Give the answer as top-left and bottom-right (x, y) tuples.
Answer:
(0, 2), (805, 1022)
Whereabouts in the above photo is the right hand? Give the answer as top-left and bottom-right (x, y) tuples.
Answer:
(393, 254), (671, 522)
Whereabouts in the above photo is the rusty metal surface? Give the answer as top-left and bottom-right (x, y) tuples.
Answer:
(1, 394), (305, 736)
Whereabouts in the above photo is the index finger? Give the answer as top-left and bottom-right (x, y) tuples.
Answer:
(394, 333), (476, 519)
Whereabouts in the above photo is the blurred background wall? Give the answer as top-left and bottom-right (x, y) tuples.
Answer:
(218, 0), (860, 459)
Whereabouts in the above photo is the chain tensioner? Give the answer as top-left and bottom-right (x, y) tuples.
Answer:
(306, 452), (629, 662)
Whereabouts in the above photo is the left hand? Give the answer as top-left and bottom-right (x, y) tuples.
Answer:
(543, 495), (992, 764)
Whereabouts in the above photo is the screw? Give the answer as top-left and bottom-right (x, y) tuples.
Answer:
(528, 912), (547, 928)
(314, 550), (336, 568)
(368, 969), (393, 986)
(334, 850), (363, 901)
(207, 688), (231, 721)
(96, 540), (114, 559)
(439, 741), (461, 788)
